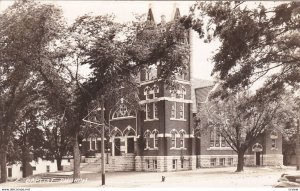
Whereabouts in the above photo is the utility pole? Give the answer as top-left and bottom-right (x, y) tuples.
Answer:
(101, 95), (105, 185)
(296, 119), (300, 170)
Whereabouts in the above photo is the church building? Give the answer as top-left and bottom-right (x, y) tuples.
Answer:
(79, 4), (283, 172)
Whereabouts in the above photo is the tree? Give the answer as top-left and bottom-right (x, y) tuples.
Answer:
(0, 0), (66, 182)
(197, 91), (286, 172)
(42, 109), (72, 171)
(182, 2), (300, 100)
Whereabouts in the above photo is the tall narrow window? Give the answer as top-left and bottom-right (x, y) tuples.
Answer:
(171, 131), (177, 148)
(172, 159), (177, 169)
(145, 131), (150, 149)
(145, 69), (151, 81)
(144, 86), (151, 100)
(210, 130), (215, 147)
(171, 103), (176, 118)
(154, 102), (158, 119)
(153, 85), (159, 98)
(146, 104), (151, 120)
(179, 105), (184, 119)
(215, 132), (221, 147)
(221, 134), (226, 147)
(181, 86), (186, 99)
(153, 130), (158, 148)
(271, 139), (276, 148)
(180, 132), (185, 148)
(153, 160), (157, 169)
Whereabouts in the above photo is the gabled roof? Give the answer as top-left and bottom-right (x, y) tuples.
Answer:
(191, 78), (215, 113)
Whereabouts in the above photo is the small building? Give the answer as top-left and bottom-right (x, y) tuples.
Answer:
(194, 85), (283, 168)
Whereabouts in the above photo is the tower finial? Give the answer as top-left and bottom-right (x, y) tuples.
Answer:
(171, 2), (181, 21)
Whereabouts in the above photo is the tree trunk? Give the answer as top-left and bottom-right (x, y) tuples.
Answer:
(56, 157), (62, 171)
(0, 148), (7, 183)
(22, 160), (27, 178)
(73, 132), (80, 182)
(236, 151), (245, 172)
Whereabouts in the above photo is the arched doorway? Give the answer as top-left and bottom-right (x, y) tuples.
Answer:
(252, 143), (263, 166)
(111, 127), (123, 156)
(124, 126), (136, 154)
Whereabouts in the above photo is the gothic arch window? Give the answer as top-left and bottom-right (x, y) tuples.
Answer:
(170, 88), (177, 98)
(144, 86), (151, 100)
(170, 129), (178, 148)
(270, 130), (278, 149)
(110, 127), (123, 137)
(252, 143), (263, 152)
(152, 84), (159, 98)
(145, 65), (157, 81)
(123, 126), (136, 136)
(112, 103), (135, 120)
(152, 129), (159, 148)
(194, 128), (201, 138)
(270, 130), (278, 139)
(179, 130), (186, 148)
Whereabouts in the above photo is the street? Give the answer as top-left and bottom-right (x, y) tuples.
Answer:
(2, 166), (296, 188)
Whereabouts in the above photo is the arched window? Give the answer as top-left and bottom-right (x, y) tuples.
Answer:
(153, 84), (159, 98)
(171, 130), (178, 148)
(270, 130), (278, 139)
(144, 86), (151, 100)
(112, 103), (135, 120)
(170, 89), (177, 98)
(179, 130), (185, 148)
(153, 130), (159, 148)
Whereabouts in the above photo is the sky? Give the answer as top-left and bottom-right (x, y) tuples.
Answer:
(0, 0), (217, 81)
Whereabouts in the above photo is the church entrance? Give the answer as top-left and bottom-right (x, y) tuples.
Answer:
(256, 152), (261, 166)
(114, 138), (121, 156)
(127, 138), (134, 153)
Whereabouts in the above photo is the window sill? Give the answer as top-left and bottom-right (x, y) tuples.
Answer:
(144, 147), (159, 151)
(170, 147), (187, 150)
(271, 147), (278, 151)
(144, 118), (159, 122)
(207, 147), (232, 151)
(170, 118), (186, 121)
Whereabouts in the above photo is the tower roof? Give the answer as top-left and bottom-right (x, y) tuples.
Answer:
(147, 4), (155, 23)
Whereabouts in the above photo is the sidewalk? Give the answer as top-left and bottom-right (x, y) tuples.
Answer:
(1, 166), (297, 188)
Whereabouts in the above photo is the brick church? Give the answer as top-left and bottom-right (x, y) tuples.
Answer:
(79, 4), (283, 172)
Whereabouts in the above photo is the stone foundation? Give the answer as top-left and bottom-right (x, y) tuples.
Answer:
(135, 155), (196, 172)
(197, 154), (283, 168)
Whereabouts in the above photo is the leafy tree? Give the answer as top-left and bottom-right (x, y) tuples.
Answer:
(42, 109), (72, 171)
(0, 0), (64, 182)
(197, 91), (286, 172)
(182, 2), (300, 100)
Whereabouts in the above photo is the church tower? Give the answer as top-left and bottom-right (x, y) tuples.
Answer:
(135, 3), (196, 172)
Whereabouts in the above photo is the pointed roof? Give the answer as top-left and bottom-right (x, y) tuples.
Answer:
(173, 7), (181, 20)
(147, 4), (155, 23)
(171, 3), (181, 21)
(191, 78), (215, 113)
